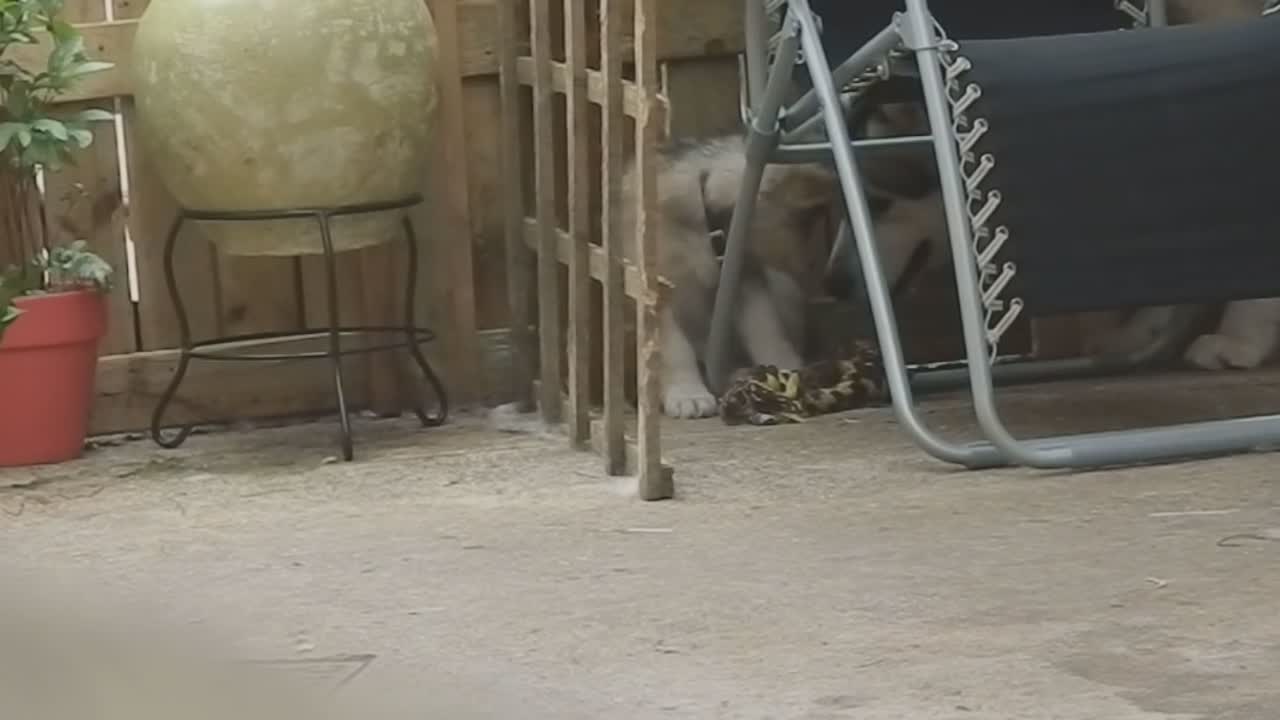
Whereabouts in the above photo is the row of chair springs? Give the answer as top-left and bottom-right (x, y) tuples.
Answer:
(932, 24), (1023, 360)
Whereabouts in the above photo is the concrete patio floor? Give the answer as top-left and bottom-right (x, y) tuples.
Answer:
(3, 369), (1280, 719)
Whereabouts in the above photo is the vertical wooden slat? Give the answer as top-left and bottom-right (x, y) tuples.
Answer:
(564, 0), (592, 447)
(44, 104), (132, 355)
(599, 0), (627, 474)
(0, 171), (41, 270)
(420, 0), (481, 407)
(530, 0), (563, 423)
(632, 0), (672, 500)
(121, 105), (221, 350)
(298, 251), (369, 396)
(213, 254), (303, 339)
(499, 0), (535, 411)
(42, 0), (134, 355)
(357, 240), (405, 416)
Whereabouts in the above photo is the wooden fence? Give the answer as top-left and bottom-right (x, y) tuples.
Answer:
(11, 0), (753, 441)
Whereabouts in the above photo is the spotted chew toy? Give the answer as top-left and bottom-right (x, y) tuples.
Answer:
(718, 340), (888, 426)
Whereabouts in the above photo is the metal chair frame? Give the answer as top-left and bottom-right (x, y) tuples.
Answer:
(707, 0), (1280, 469)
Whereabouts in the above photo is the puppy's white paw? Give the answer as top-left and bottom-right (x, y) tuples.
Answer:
(1184, 334), (1270, 371)
(662, 382), (719, 419)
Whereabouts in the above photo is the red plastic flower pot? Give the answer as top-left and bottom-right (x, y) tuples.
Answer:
(0, 290), (108, 467)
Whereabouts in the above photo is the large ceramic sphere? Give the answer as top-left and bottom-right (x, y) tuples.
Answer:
(131, 0), (439, 256)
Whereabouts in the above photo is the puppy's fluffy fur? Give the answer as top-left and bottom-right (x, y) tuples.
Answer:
(619, 136), (838, 418)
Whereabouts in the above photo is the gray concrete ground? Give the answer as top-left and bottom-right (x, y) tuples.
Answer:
(3, 370), (1280, 719)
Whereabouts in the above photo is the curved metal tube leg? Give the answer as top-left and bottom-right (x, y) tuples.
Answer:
(401, 216), (448, 427)
(792, 0), (1006, 469)
(706, 10), (802, 395)
(897, 0), (1280, 470)
(150, 213), (196, 449)
(902, 0), (1073, 467)
(318, 212), (355, 462)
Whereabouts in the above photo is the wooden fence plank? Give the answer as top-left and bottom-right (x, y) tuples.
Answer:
(459, 0), (743, 77)
(420, 0), (481, 409)
(39, 0), (136, 355)
(498, 0), (536, 411)
(633, 0), (672, 499)
(353, 241), (406, 416)
(111, 0), (141, 20)
(599, 0), (627, 474)
(296, 251), (370, 412)
(530, 0), (563, 424)
(91, 342), (364, 436)
(20, 4), (746, 106)
(213, 254), (303, 339)
(119, 104), (220, 350)
(43, 100), (134, 355)
(6, 21), (135, 103)
(563, 0), (592, 447)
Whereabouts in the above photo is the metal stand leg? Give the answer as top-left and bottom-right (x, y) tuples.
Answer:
(401, 216), (448, 426)
(149, 213), (195, 449)
(316, 211), (355, 461)
(706, 9), (802, 396)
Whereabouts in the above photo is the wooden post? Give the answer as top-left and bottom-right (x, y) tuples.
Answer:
(564, 0), (592, 448)
(498, 0), (536, 412)
(599, 0), (627, 475)
(420, 0), (482, 408)
(530, 0), (563, 425)
(632, 0), (672, 500)
(40, 1), (135, 355)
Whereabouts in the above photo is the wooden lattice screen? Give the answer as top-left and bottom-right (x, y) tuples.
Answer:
(498, 0), (674, 500)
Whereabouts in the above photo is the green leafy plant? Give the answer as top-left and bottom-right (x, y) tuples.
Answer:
(0, 1), (115, 343)
(0, 0), (115, 171)
(0, 239), (112, 342)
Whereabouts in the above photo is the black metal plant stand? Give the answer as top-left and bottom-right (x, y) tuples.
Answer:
(149, 194), (448, 461)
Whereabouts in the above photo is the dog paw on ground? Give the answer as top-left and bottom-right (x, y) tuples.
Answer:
(662, 383), (719, 419)
(1184, 334), (1270, 370)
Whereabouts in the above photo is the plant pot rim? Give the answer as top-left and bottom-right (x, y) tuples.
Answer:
(13, 287), (105, 304)
(2, 288), (108, 351)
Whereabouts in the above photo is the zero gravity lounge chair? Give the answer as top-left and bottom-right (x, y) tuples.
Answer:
(706, 0), (1280, 470)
